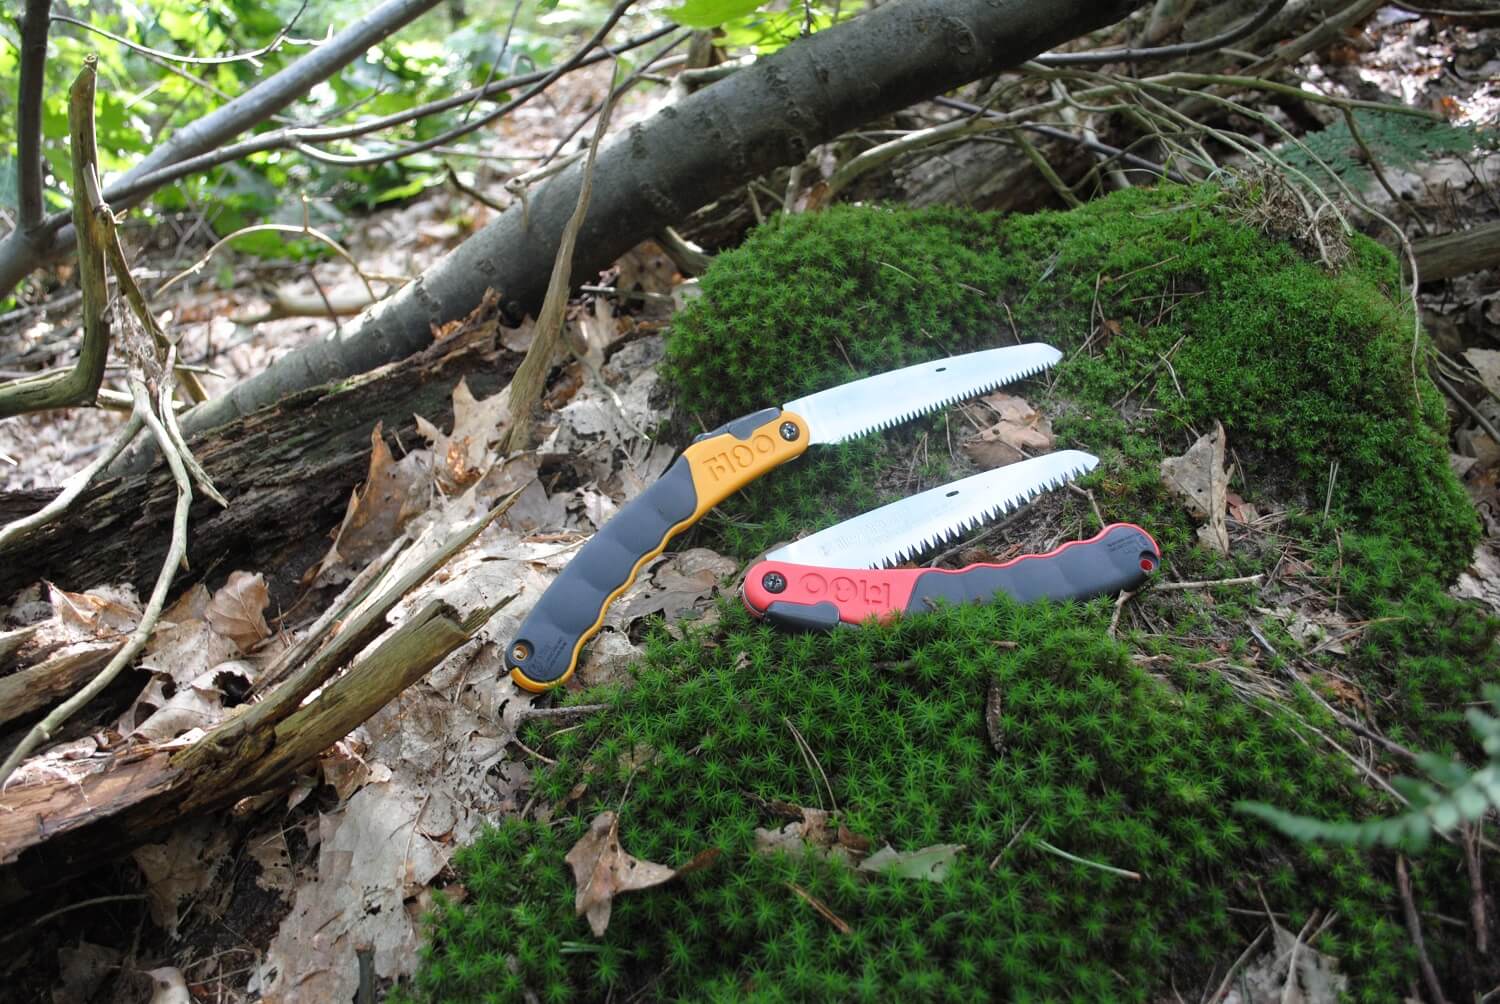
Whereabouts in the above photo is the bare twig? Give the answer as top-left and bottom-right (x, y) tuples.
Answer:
(304, 0), (641, 168)
(505, 62), (622, 451)
(0, 412), (144, 551)
(784, 716), (838, 813)
(1204, 927), (1267, 1004)
(1154, 574), (1264, 592)
(0, 379), (193, 789)
(1436, 371), (1500, 446)
(1397, 855), (1451, 1004)
(1035, 837), (1142, 880)
(52, 1), (310, 66)
(159, 349), (229, 507)
(990, 813), (1034, 870)
(1010, 125), (1082, 208)
(158, 222), (381, 303)
(1036, 0), (1288, 65)
(515, 703), (610, 724)
(0, 56), (111, 419)
(1466, 823), (1490, 956)
(1109, 588), (1136, 637)
(1280, 909), (1319, 1004)
(785, 882), (852, 934)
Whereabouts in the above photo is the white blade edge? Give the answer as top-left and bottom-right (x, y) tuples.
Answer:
(765, 451), (1100, 568)
(785, 343), (1062, 446)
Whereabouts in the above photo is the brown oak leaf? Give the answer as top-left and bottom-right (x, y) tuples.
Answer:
(205, 571), (271, 653)
(565, 811), (680, 936)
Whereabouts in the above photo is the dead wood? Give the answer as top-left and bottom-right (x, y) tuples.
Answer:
(1412, 220), (1500, 282)
(0, 306), (521, 599)
(0, 642), (122, 727)
(0, 566), (494, 898)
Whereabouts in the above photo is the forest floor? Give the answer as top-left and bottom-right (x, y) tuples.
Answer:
(1, 8), (1499, 1004)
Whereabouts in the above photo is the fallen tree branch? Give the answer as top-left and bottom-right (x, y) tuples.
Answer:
(150, 0), (1143, 454)
(0, 378), (193, 788)
(0, 497), (511, 892)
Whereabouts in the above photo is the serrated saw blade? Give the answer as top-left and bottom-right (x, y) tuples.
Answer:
(785, 343), (1061, 446)
(765, 450), (1099, 568)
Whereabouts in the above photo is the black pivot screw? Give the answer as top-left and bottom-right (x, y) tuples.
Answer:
(762, 571), (787, 593)
(780, 422), (799, 442)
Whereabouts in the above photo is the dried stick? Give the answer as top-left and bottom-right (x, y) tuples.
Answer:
(1205, 927), (1268, 1004)
(52, 2), (309, 67)
(0, 378), (193, 788)
(304, 0), (639, 168)
(1153, 574), (1263, 592)
(0, 412), (144, 551)
(157, 221), (381, 303)
(1035, 837), (1142, 880)
(1397, 855), (1451, 1004)
(1466, 823), (1490, 956)
(505, 63), (621, 451)
(1036, 0), (1287, 65)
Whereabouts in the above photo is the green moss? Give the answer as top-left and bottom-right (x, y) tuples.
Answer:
(664, 184), (1477, 578)
(410, 602), (1419, 1002)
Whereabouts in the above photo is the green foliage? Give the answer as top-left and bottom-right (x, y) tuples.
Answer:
(1322, 531), (1500, 749)
(663, 184), (1478, 577)
(0, 0), (569, 251)
(1239, 686), (1500, 852)
(1280, 110), (1496, 186)
(665, 0), (861, 51)
(410, 601), (1415, 1002)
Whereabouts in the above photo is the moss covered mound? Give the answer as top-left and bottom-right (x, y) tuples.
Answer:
(411, 602), (1425, 1002)
(664, 184), (1477, 578)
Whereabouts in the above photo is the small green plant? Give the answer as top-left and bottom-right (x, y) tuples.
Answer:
(1239, 685), (1500, 852)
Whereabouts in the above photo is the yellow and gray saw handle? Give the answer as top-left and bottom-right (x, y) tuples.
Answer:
(504, 407), (809, 691)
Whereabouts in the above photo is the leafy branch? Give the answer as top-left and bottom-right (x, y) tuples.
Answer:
(1237, 685), (1500, 852)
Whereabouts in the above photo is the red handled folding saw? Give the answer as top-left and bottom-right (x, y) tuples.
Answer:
(741, 451), (1160, 630)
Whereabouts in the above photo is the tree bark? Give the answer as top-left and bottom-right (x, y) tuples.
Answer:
(1413, 221), (1500, 283)
(0, 313), (519, 599)
(0, 0), (444, 297)
(155, 0), (1144, 453)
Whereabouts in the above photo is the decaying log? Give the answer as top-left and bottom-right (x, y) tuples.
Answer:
(0, 306), (520, 599)
(1413, 221), (1500, 283)
(0, 517), (499, 898)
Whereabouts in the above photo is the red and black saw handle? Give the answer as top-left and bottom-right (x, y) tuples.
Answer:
(742, 523), (1160, 630)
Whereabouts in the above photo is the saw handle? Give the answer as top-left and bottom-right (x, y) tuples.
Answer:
(505, 407), (810, 691)
(743, 523), (1160, 631)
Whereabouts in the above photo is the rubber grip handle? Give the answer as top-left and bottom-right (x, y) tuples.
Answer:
(743, 523), (1159, 630)
(506, 407), (810, 690)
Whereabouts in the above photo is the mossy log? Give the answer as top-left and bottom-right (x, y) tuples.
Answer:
(0, 322), (519, 600)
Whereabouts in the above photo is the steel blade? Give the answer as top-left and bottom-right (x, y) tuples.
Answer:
(765, 450), (1099, 568)
(785, 343), (1061, 446)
